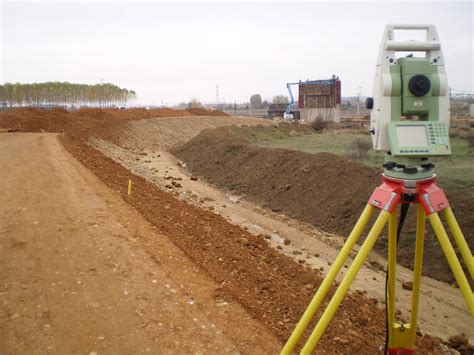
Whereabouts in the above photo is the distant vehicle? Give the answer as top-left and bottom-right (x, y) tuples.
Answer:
(268, 103), (299, 119)
(116, 105), (128, 110)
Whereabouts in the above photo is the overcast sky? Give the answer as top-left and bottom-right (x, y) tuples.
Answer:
(1, 1), (472, 105)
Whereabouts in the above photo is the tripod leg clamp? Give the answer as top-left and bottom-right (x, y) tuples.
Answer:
(419, 183), (449, 214)
(368, 182), (401, 212)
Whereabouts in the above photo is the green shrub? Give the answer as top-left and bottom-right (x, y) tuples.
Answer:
(468, 133), (474, 148)
(345, 137), (372, 160)
(311, 117), (328, 132)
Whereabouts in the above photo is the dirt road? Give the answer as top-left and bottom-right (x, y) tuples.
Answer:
(0, 133), (280, 354)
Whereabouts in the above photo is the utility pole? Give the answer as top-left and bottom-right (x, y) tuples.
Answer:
(216, 84), (219, 110)
(357, 86), (362, 116)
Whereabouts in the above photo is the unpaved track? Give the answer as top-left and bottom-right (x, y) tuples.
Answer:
(0, 133), (280, 354)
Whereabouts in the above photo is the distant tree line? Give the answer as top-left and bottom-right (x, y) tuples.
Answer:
(249, 94), (289, 109)
(0, 82), (137, 108)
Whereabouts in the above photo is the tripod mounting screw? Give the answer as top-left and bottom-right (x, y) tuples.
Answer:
(383, 161), (396, 169)
(403, 167), (418, 174)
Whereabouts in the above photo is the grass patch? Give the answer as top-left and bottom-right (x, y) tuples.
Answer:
(256, 129), (383, 164)
(254, 126), (474, 188)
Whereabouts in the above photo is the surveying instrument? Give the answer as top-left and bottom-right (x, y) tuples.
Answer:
(282, 24), (473, 354)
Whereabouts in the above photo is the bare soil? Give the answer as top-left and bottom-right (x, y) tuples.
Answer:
(0, 133), (279, 354)
(0, 108), (469, 353)
(172, 125), (474, 286)
(114, 115), (272, 151)
(0, 107), (228, 134)
(60, 132), (448, 354)
(93, 135), (473, 344)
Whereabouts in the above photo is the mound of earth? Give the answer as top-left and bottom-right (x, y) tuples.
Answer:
(173, 125), (474, 285)
(111, 116), (272, 152)
(186, 108), (227, 116)
(0, 108), (77, 133)
(0, 107), (226, 134)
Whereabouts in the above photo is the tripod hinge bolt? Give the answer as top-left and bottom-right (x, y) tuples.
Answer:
(383, 161), (397, 169)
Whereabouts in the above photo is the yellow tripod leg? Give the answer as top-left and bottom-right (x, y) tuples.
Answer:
(300, 210), (390, 354)
(281, 204), (375, 355)
(409, 204), (426, 347)
(428, 213), (474, 317)
(443, 208), (474, 280)
(387, 210), (397, 348)
(388, 206), (425, 350)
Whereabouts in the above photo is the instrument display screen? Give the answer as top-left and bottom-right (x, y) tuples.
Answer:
(387, 121), (451, 157)
(396, 125), (429, 147)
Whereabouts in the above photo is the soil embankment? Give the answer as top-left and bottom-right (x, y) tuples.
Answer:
(173, 125), (474, 285)
(114, 115), (272, 151)
(0, 107), (228, 137)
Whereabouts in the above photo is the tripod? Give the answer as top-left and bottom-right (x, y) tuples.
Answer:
(282, 174), (473, 354)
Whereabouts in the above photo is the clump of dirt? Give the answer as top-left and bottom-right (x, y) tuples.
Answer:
(173, 125), (474, 285)
(446, 334), (474, 354)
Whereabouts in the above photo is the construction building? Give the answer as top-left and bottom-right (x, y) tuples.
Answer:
(285, 76), (342, 123)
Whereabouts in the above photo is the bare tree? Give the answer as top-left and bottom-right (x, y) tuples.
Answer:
(272, 95), (289, 104)
(187, 98), (202, 109)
